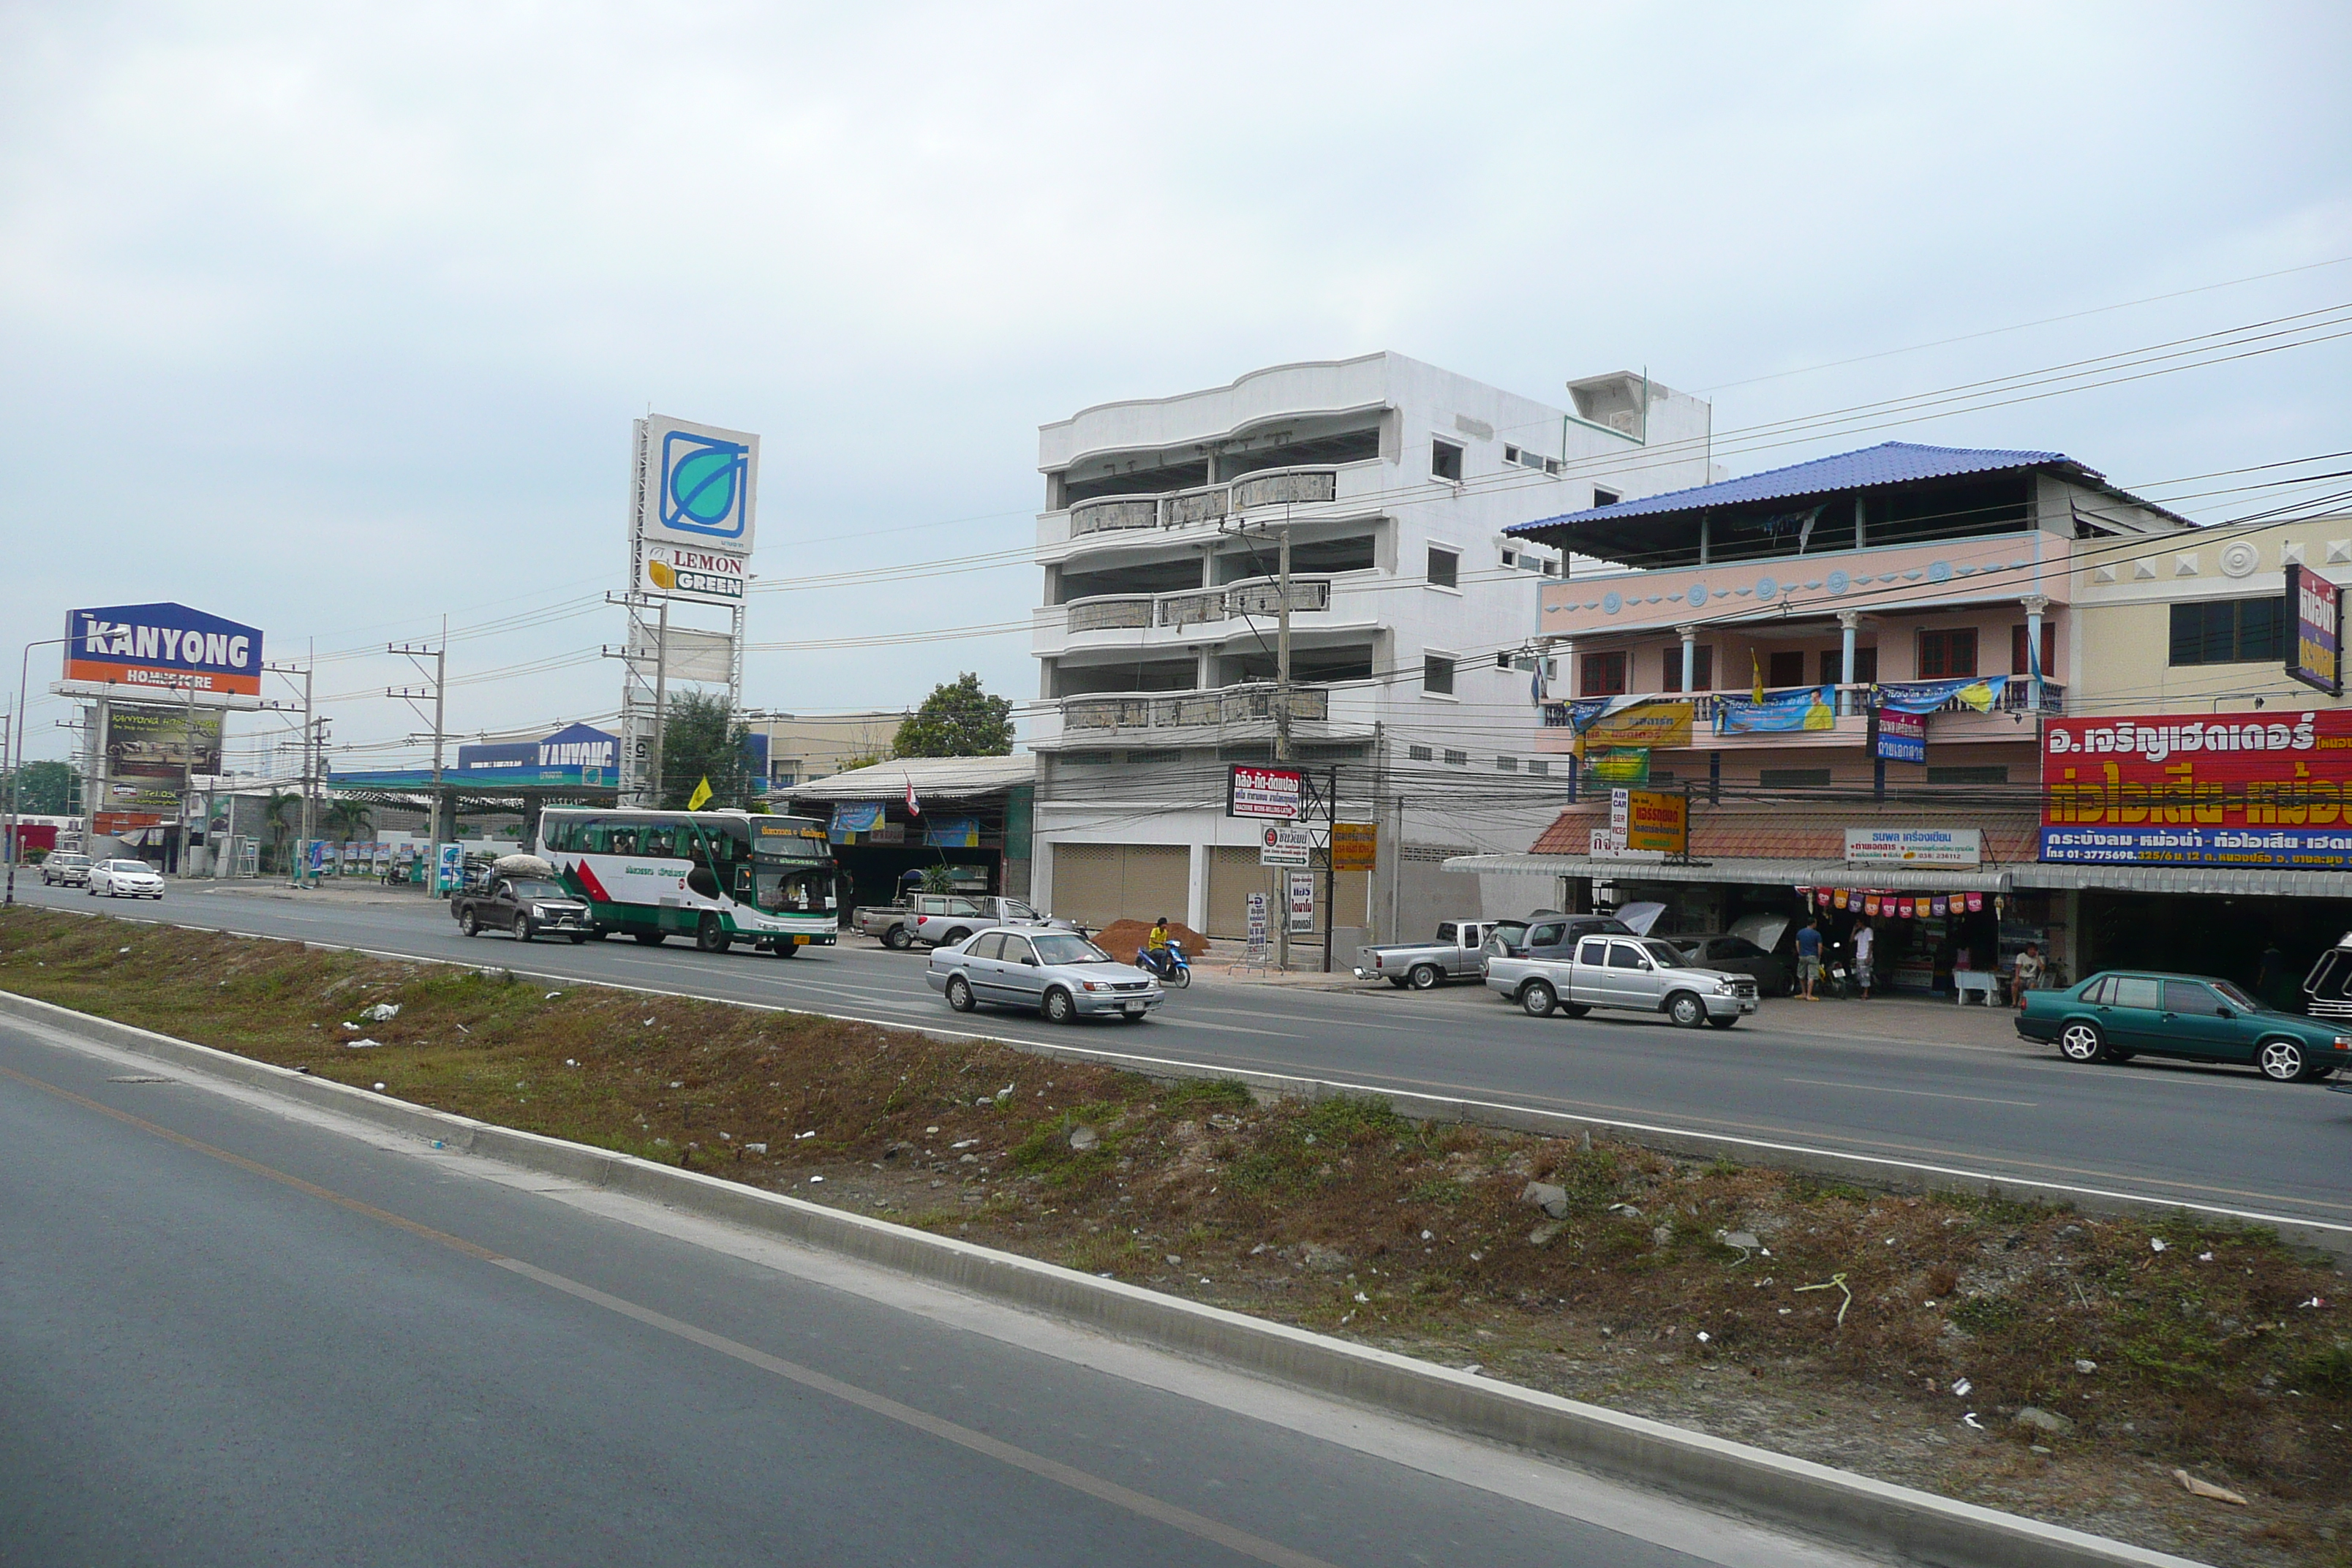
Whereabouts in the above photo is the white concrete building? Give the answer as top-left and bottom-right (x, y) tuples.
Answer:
(1027, 353), (1715, 948)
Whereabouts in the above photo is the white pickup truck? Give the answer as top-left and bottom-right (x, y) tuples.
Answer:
(1485, 932), (1760, 1029)
(854, 894), (1066, 951)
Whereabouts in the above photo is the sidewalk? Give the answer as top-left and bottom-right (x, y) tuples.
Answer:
(177, 877), (439, 909)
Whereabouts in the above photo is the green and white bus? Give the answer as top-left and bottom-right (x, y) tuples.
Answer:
(536, 807), (838, 956)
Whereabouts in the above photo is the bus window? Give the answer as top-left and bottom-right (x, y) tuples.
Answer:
(641, 826), (676, 859)
(580, 819), (612, 853)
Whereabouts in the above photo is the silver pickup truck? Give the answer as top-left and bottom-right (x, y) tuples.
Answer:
(1485, 932), (1760, 1028)
(1354, 920), (1499, 990)
(855, 894), (1065, 951)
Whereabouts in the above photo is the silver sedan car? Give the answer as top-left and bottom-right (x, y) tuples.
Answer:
(927, 927), (1164, 1023)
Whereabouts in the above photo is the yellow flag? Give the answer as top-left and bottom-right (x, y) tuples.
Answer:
(1750, 651), (1765, 704)
(686, 776), (714, 810)
(1954, 680), (1996, 713)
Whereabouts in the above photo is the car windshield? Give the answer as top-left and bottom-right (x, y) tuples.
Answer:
(2212, 979), (2257, 1009)
(1488, 922), (1529, 945)
(508, 879), (568, 900)
(1032, 933), (1112, 966)
(108, 860), (146, 872)
(1003, 901), (1041, 921)
(1640, 941), (1689, 967)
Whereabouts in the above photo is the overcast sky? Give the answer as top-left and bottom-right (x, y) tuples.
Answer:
(4, 2), (2348, 772)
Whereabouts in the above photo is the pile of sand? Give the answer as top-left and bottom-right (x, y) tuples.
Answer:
(1093, 918), (1210, 965)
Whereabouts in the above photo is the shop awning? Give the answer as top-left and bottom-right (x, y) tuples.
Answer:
(2011, 862), (2352, 900)
(1444, 853), (2013, 892)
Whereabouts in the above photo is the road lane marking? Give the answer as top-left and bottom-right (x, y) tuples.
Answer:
(1782, 1078), (2038, 1109)
(0, 1058), (1341, 1568)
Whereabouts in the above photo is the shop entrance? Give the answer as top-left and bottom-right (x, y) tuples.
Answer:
(2081, 891), (2352, 1011)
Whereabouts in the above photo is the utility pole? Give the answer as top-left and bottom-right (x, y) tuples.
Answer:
(1322, 763), (1338, 973)
(179, 678), (198, 878)
(648, 598), (671, 808)
(390, 619), (448, 853)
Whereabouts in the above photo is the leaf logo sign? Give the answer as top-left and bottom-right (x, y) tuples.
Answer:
(660, 430), (750, 540)
(647, 559), (678, 590)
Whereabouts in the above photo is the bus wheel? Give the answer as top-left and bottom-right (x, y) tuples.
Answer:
(696, 916), (731, 954)
(632, 930), (666, 946)
(772, 941), (801, 960)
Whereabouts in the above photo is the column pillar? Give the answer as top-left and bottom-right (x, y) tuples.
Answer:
(1837, 610), (1861, 717)
(1186, 840), (1210, 935)
(2021, 595), (2049, 712)
(1676, 623), (1697, 695)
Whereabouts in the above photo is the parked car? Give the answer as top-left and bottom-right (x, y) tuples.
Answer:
(1480, 914), (1636, 963)
(1354, 920), (1503, 989)
(40, 852), (92, 887)
(452, 856), (594, 943)
(1485, 933), (1760, 1028)
(856, 894), (1068, 951)
(1655, 932), (1793, 997)
(926, 926), (1162, 1023)
(2016, 970), (2348, 1082)
(87, 858), (165, 900)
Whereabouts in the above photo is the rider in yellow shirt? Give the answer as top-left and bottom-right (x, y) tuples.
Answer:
(1143, 916), (1177, 979)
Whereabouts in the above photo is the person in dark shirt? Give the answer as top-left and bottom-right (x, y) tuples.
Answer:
(1795, 918), (1824, 1001)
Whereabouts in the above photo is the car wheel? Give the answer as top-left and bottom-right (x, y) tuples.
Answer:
(512, 913), (532, 943)
(459, 910), (480, 937)
(586, 927), (609, 941)
(1559, 1002), (1591, 1019)
(2257, 1037), (2313, 1082)
(1667, 991), (1707, 1028)
(1387, 976), (1409, 989)
(1042, 987), (1077, 1024)
(2057, 1021), (2106, 1063)
(1706, 1014), (1739, 1030)
(941, 928), (971, 947)
(946, 975), (976, 1013)
(1520, 980), (1556, 1017)
(696, 916), (730, 954)
(632, 930), (666, 946)
(568, 933), (587, 945)
(1119, 1012), (1148, 1023)
(883, 924), (914, 951)
(1407, 965), (1441, 991)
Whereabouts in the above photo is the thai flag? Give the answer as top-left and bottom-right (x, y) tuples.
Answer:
(905, 776), (921, 817)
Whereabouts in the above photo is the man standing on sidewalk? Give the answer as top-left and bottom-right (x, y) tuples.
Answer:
(1852, 919), (1875, 1000)
(2013, 943), (2044, 1009)
(1795, 917), (1823, 1001)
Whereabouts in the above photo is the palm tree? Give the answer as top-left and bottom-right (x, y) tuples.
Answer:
(323, 799), (373, 845)
(264, 792), (304, 872)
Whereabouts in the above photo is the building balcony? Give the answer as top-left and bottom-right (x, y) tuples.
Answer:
(1033, 576), (1354, 656)
(1531, 679), (2068, 753)
(1041, 464), (1376, 559)
(1028, 679), (1381, 751)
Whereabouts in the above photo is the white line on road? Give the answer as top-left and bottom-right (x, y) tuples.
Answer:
(1782, 1078), (2038, 1109)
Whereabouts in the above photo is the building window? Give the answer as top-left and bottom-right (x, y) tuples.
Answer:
(1916, 627), (1979, 679)
(1496, 755), (1518, 772)
(1759, 767), (1832, 788)
(2169, 598), (2283, 666)
(1426, 546), (1459, 588)
(1527, 758), (1549, 776)
(1431, 439), (1463, 483)
(1123, 748), (1180, 764)
(1662, 645), (1715, 693)
(1422, 653), (1455, 696)
(1444, 749), (1469, 766)
(1580, 650), (1628, 696)
(1767, 650), (1807, 688)
(1927, 765), (2008, 785)
(1814, 646), (1878, 685)
(1593, 487), (1621, 508)
(2010, 623), (2057, 677)
(1407, 744), (1433, 761)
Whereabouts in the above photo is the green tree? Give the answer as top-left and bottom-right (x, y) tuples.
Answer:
(4, 760), (76, 814)
(323, 799), (374, 844)
(892, 674), (1013, 758)
(657, 690), (756, 809)
(264, 791), (305, 871)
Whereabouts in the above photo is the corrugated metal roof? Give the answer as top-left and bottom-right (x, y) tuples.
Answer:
(1453, 851), (2352, 901)
(780, 753), (1035, 802)
(1506, 441), (2081, 535)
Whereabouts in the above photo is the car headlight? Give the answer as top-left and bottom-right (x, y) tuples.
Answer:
(1714, 980), (1736, 995)
(1081, 981), (1107, 992)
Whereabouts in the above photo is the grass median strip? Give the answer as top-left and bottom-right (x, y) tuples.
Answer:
(4, 907), (2346, 1567)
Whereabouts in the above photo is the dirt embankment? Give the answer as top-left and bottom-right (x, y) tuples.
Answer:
(3, 906), (2347, 1566)
(1093, 919), (1209, 965)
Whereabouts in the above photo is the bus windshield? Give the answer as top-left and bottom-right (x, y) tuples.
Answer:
(752, 863), (833, 915)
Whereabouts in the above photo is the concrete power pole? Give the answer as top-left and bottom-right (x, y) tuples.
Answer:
(648, 598), (671, 809)
(389, 619), (449, 851)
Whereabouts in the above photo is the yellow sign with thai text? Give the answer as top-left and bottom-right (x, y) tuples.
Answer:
(1578, 701), (1693, 752)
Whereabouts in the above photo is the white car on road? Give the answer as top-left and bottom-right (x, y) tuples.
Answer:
(88, 859), (166, 899)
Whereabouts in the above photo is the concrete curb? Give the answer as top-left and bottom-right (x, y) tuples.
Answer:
(0, 987), (2206, 1568)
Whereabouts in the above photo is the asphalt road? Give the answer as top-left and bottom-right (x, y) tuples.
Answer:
(18, 879), (2352, 1233)
(0, 1011), (1862, 1568)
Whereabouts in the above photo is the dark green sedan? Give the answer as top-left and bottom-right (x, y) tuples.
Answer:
(2016, 970), (2350, 1082)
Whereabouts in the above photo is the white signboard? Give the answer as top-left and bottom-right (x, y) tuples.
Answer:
(1245, 893), (1270, 959)
(1226, 764), (1305, 821)
(1287, 870), (1316, 933)
(627, 625), (735, 684)
(1609, 788), (1629, 835)
(1843, 826), (1983, 867)
(1259, 823), (1312, 867)
(638, 543), (748, 605)
(632, 414), (760, 555)
(1588, 828), (1663, 862)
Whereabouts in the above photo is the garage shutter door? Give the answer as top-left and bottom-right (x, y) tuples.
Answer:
(1207, 847), (1274, 939)
(1047, 843), (1189, 932)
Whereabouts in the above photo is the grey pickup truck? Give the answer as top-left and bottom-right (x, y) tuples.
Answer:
(1354, 920), (1501, 990)
(1485, 932), (1760, 1028)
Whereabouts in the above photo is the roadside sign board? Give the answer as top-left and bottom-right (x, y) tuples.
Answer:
(1874, 708), (1927, 764)
(1286, 870), (1316, 933)
(1259, 824), (1312, 867)
(1330, 821), (1377, 872)
(64, 602), (265, 698)
(2287, 565), (2342, 696)
(1622, 789), (1687, 856)
(1226, 764), (1305, 820)
(1844, 826), (1981, 866)
(1245, 893), (1270, 960)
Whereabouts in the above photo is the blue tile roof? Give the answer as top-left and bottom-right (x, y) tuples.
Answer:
(1504, 441), (2092, 535)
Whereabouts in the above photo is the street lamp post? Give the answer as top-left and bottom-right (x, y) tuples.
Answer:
(6, 635), (73, 908)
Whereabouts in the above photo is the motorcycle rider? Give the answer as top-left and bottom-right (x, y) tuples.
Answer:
(1141, 916), (1179, 979)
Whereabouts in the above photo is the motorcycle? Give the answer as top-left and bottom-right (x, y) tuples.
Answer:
(1138, 943), (1192, 990)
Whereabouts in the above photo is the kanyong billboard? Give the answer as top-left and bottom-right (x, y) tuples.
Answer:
(64, 603), (264, 697)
